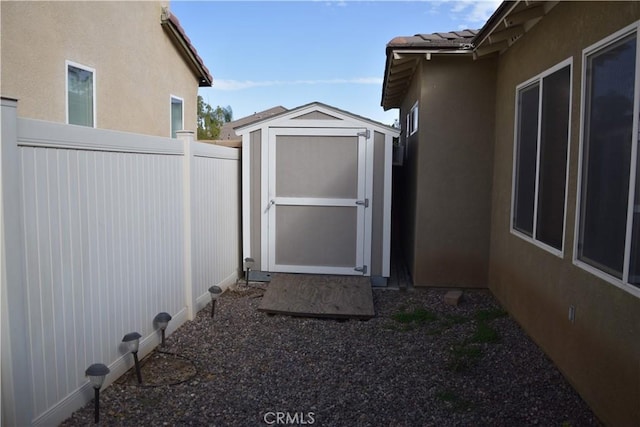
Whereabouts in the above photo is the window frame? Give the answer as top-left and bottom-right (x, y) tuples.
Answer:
(574, 21), (640, 299)
(170, 95), (184, 139)
(65, 60), (96, 127)
(407, 101), (418, 136)
(510, 57), (573, 257)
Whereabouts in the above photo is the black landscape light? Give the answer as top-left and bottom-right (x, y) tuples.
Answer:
(208, 285), (222, 318)
(122, 332), (142, 384)
(85, 363), (110, 423)
(154, 312), (172, 347)
(243, 257), (255, 286)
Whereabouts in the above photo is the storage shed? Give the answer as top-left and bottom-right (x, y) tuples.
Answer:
(237, 102), (399, 284)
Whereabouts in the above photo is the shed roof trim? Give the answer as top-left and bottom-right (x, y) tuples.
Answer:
(235, 102), (400, 135)
(161, 8), (213, 87)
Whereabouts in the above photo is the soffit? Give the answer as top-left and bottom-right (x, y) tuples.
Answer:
(473, 1), (559, 59)
(381, 31), (477, 110)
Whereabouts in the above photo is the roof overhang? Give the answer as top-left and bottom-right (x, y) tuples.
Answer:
(381, 47), (472, 110)
(161, 8), (213, 87)
(473, 1), (559, 59)
(381, 1), (560, 110)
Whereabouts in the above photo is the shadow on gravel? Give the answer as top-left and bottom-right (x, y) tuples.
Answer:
(61, 284), (601, 426)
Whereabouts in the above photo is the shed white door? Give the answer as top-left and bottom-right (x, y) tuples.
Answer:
(266, 128), (369, 275)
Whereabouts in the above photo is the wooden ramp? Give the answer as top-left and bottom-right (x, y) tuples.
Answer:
(258, 273), (375, 319)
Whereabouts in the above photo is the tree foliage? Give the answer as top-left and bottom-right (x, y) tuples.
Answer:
(197, 96), (233, 140)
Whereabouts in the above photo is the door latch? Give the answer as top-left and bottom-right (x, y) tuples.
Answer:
(354, 266), (368, 274)
(265, 199), (276, 213)
(355, 199), (369, 208)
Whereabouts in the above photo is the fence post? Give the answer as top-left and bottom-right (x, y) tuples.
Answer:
(1, 97), (32, 425)
(177, 130), (196, 320)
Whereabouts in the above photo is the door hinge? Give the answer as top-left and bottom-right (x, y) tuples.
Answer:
(354, 265), (368, 274)
(357, 130), (370, 139)
(355, 199), (369, 208)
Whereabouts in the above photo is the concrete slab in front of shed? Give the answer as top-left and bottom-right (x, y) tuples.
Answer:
(258, 273), (375, 320)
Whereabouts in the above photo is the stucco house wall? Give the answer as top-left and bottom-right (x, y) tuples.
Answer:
(1, 1), (201, 138)
(398, 56), (496, 287)
(488, 2), (640, 425)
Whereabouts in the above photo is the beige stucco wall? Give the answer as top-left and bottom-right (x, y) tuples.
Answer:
(398, 55), (496, 288)
(1, 1), (199, 138)
(489, 2), (640, 425)
(396, 70), (420, 280)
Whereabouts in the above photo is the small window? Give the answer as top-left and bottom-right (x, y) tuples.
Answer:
(577, 23), (640, 293)
(407, 101), (418, 136)
(171, 96), (184, 138)
(66, 61), (95, 127)
(512, 59), (571, 254)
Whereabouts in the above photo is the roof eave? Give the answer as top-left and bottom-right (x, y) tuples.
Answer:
(161, 9), (213, 87)
(472, 1), (519, 49)
(472, 1), (559, 58)
(381, 48), (473, 110)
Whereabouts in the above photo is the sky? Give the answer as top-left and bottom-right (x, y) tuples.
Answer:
(170, 0), (502, 126)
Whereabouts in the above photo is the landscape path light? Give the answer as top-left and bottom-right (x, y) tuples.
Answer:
(243, 257), (255, 287)
(122, 332), (142, 384)
(208, 285), (222, 318)
(85, 363), (110, 423)
(154, 312), (172, 347)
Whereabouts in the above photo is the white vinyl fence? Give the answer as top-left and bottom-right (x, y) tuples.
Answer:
(0, 98), (241, 426)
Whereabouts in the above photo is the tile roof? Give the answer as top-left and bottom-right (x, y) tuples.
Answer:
(381, 1), (557, 110)
(161, 9), (213, 87)
(387, 29), (477, 51)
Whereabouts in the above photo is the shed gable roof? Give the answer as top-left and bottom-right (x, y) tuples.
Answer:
(218, 106), (288, 140)
(235, 102), (399, 136)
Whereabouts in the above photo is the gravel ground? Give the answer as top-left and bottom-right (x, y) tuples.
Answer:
(61, 281), (600, 426)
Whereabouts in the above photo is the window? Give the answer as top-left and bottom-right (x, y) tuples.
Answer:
(577, 23), (640, 293)
(407, 101), (418, 136)
(512, 59), (572, 253)
(171, 96), (184, 138)
(66, 61), (95, 127)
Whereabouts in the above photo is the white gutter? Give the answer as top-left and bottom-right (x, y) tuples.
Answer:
(391, 48), (473, 59)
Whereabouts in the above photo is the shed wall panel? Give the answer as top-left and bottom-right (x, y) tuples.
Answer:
(275, 135), (358, 198)
(275, 206), (357, 266)
(250, 130), (262, 268)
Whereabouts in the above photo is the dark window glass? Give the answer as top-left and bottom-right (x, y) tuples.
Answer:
(579, 34), (636, 278)
(68, 65), (93, 127)
(513, 84), (539, 236)
(537, 66), (571, 249)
